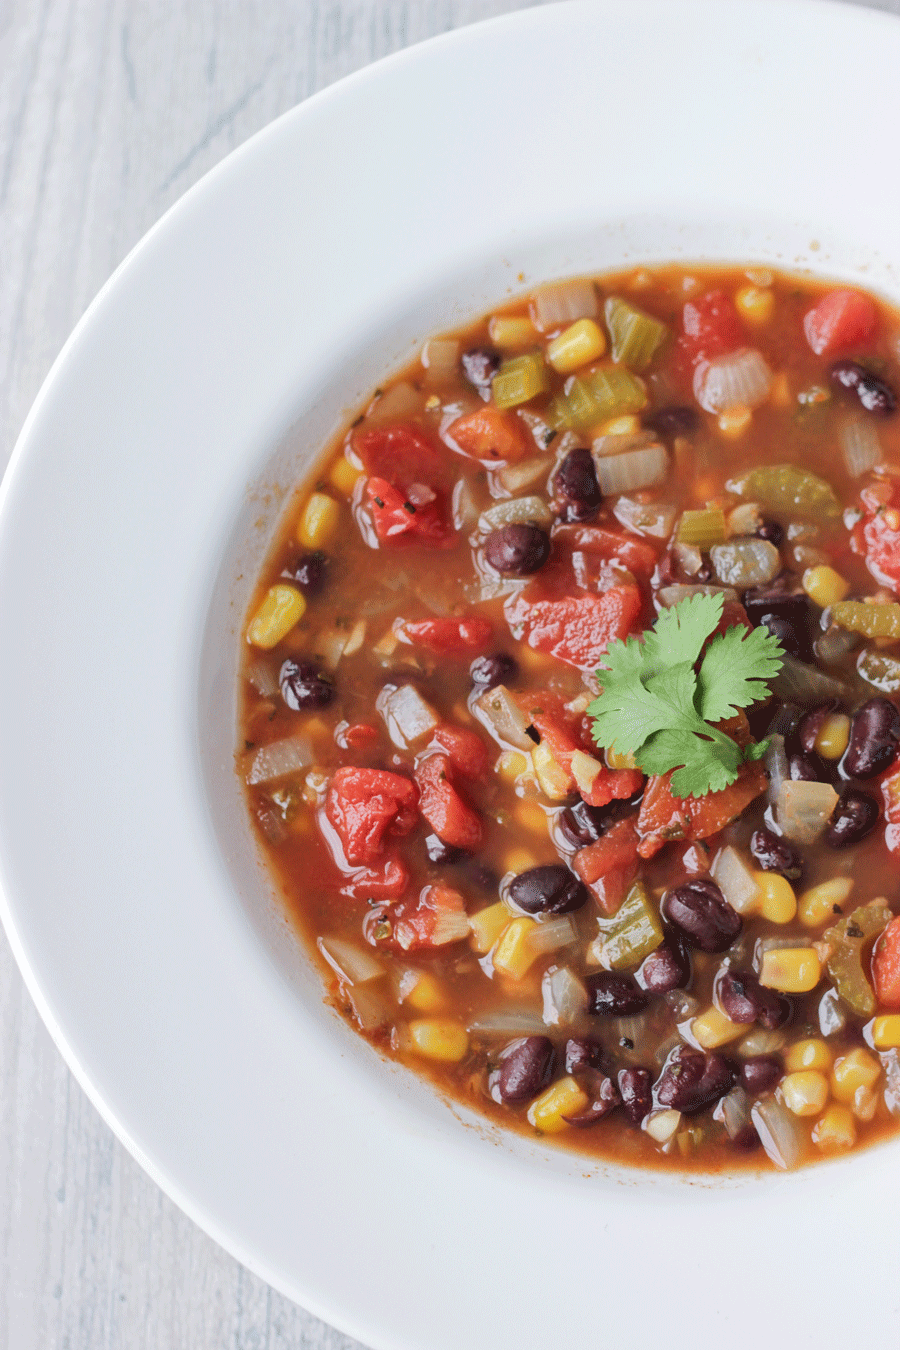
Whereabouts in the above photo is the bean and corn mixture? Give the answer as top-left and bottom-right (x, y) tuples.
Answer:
(239, 265), (900, 1171)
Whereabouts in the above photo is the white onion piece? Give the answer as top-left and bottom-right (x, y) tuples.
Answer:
(818, 989), (849, 1038)
(421, 337), (459, 383)
(318, 937), (384, 986)
(246, 657), (279, 697)
(397, 907), (470, 951)
(711, 846), (762, 915)
(714, 1086), (753, 1141)
(542, 965), (588, 1026)
(452, 478), (480, 531)
(612, 494), (676, 538)
(664, 989), (701, 1021)
(245, 735), (312, 785)
(839, 413), (881, 477)
(710, 537), (780, 587)
(881, 1048), (900, 1116)
(479, 495), (552, 532)
(751, 1096), (804, 1170)
(592, 429), (656, 458)
(764, 733), (789, 806)
(365, 380), (423, 424)
(317, 628), (349, 670)
(346, 983), (390, 1031)
(693, 348), (773, 413)
(377, 684), (439, 748)
(527, 914), (578, 956)
(738, 1027), (787, 1057)
(657, 583), (738, 608)
(474, 684), (535, 751)
(498, 456), (549, 493)
(255, 801), (288, 846)
(595, 444), (669, 496)
(672, 541), (703, 576)
(530, 278), (598, 332)
(643, 1109), (681, 1144)
(775, 779), (839, 845)
(468, 1008), (547, 1036)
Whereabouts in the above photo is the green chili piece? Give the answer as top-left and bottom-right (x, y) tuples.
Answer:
(676, 508), (727, 549)
(832, 601), (900, 642)
(823, 901), (893, 1017)
(598, 880), (664, 970)
(727, 463), (841, 521)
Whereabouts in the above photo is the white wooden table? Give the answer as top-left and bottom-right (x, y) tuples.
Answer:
(0, 1), (897, 1345)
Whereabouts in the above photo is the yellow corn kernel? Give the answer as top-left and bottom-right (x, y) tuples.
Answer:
(497, 751), (529, 785)
(717, 406), (753, 438)
(692, 1006), (744, 1049)
(531, 742), (571, 801)
(468, 902), (509, 955)
(527, 1077), (589, 1134)
(871, 1014), (900, 1050)
(488, 315), (538, 351)
(813, 712), (851, 760)
(515, 799), (550, 834)
(404, 972), (447, 1013)
(605, 744), (638, 771)
(492, 917), (540, 980)
(504, 847), (539, 876)
(758, 947), (821, 993)
(802, 564), (850, 609)
(798, 876), (854, 929)
(735, 284), (774, 325)
(754, 871), (797, 925)
(831, 1047), (881, 1104)
(781, 1070), (829, 1117)
(329, 455), (363, 496)
(812, 1104), (857, 1151)
(546, 318), (607, 374)
(595, 413), (641, 437)
(408, 1018), (469, 1062)
(297, 492), (341, 549)
(247, 584), (306, 649)
(785, 1039), (833, 1073)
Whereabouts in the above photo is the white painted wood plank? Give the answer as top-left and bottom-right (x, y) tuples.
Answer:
(0, 1), (898, 1347)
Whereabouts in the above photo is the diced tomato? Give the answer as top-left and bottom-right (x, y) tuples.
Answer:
(445, 407), (528, 463)
(558, 524), (658, 577)
(589, 865), (637, 918)
(636, 759), (767, 859)
(581, 763), (645, 810)
(880, 755), (900, 856)
(400, 615), (493, 653)
(851, 477), (900, 589)
(339, 853), (409, 901)
(336, 721), (379, 750)
(528, 707), (642, 806)
(573, 817), (641, 885)
(671, 290), (743, 378)
(507, 585), (642, 670)
(366, 477), (449, 545)
(352, 422), (447, 487)
(431, 724), (488, 779)
(415, 753), (482, 852)
(529, 710), (581, 792)
(325, 767), (418, 865)
(873, 915), (900, 1010)
(392, 883), (469, 953)
(802, 288), (877, 358)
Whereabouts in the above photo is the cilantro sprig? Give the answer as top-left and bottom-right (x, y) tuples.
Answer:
(588, 593), (784, 799)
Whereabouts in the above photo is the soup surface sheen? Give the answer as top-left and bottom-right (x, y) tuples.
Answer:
(239, 264), (900, 1172)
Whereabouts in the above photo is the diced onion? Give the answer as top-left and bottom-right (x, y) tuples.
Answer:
(452, 478), (480, 531)
(527, 914), (578, 956)
(738, 1027), (787, 1057)
(377, 684), (439, 748)
(764, 733), (789, 806)
(711, 846), (761, 914)
(346, 983), (390, 1031)
(612, 495), (676, 538)
(751, 1096), (803, 1170)
(498, 456), (549, 493)
(245, 735), (313, 785)
(693, 348), (773, 413)
(421, 337), (459, 383)
(594, 444), (669, 496)
(246, 657), (279, 697)
(714, 1086), (753, 1142)
(709, 537), (780, 588)
(657, 583), (737, 608)
(479, 495), (552, 531)
(474, 684), (535, 751)
(365, 381), (423, 424)
(839, 413), (881, 478)
(818, 988), (849, 1038)
(542, 965), (588, 1026)
(468, 1008), (547, 1036)
(775, 779), (839, 845)
(318, 937), (384, 986)
(530, 278), (598, 332)
(881, 1047), (900, 1117)
(591, 429), (656, 458)
(317, 628), (349, 670)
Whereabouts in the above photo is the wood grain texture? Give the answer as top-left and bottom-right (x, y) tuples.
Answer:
(0, 1), (898, 1346)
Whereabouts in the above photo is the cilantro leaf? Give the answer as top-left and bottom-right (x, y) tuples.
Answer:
(588, 593), (784, 798)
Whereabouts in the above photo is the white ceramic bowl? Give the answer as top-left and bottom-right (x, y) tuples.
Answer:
(2, 2), (900, 1346)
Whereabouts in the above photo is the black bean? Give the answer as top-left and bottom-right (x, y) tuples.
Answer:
(461, 347), (500, 390)
(617, 1067), (652, 1125)
(789, 751), (827, 782)
(760, 613), (804, 662)
(797, 703), (836, 754)
(284, 550), (328, 594)
(636, 933), (691, 993)
(279, 660), (334, 710)
(717, 970), (792, 1029)
(484, 523), (551, 576)
(465, 862), (499, 894)
(841, 697), (900, 779)
(827, 787), (880, 847)
(558, 799), (615, 848)
(829, 359), (897, 417)
(749, 827), (804, 882)
(740, 1056), (783, 1095)
(508, 864), (588, 916)
(564, 1037), (610, 1076)
(553, 447), (602, 523)
(743, 584), (809, 627)
(755, 519), (784, 546)
(564, 1072), (621, 1126)
(642, 405), (698, 438)
(660, 879), (742, 953)
(470, 652), (518, 690)
(425, 833), (466, 864)
(732, 1124), (762, 1151)
(585, 972), (648, 1017)
(496, 1036), (555, 1104)
(654, 1047), (735, 1114)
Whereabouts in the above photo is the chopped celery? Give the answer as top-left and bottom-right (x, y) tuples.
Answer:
(831, 601), (900, 641)
(858, 647), (900, 693)
(492, 352), (550, 409)
(823, 902), (892, 1017)
(676, 508), (727, 549)
(604, 297), (669, 372)
(549, 366), (647, 430)
(727, 464), (841, 521)
(597, 880), (664, 970)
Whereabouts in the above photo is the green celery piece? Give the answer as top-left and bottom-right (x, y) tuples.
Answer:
(676, 508), (727, 549)
(823, 902), (893, 1017)
(604, 297), (669, 373)
(598, 880), (664, 970)
(727, 463), (841, 521)
(831, 601), (900, 641)
(492, 352), (550, 410)
(561, 374), (600, 428)
(857, 647), (900, 694)
(587, 365), (647, 420)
